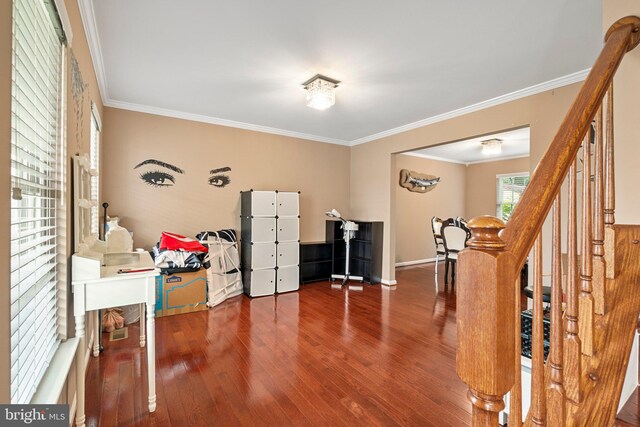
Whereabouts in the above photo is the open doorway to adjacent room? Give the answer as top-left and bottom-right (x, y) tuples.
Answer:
(392, 127), (531, 285)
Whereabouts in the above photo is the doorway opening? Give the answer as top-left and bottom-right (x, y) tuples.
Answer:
(392, 127), (531, 282)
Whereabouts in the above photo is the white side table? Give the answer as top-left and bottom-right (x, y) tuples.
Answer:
(72, 252), (158, 427)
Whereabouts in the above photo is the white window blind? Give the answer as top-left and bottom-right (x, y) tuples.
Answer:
(10, 0), (64, 404)
(89, 107), (100, 236)
(496, 173), (530, 222)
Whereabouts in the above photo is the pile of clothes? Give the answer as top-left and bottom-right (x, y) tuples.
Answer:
(151, 230), (244, 307)
(152, 231), (208, 275)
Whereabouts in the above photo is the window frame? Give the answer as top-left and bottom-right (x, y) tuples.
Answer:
(89, 103), (101, 237)
(496, 172), (530, 222)
(10, 0), (67, 404)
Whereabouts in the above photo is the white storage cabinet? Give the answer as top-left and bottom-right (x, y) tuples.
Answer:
(241, 190), (300, 296)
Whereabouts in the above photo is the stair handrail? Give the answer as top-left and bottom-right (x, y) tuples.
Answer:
(502, 16), (640, 270)
(456, 16), (640, 426)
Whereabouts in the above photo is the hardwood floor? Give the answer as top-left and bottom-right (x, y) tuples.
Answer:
(85, 263), (471, 426)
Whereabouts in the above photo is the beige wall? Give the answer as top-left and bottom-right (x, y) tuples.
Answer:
(394, 155), (466, 264)
(102, 108), (351, 248)
(465, 157), (530, 220)
(356, 4), (640, 283)
(394, 155), (530, 264)
(351, 83), (582, 283)
(604, 1), (640, 225)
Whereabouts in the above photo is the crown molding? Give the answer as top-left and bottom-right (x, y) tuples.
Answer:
(400, 151), (468, 165)
(104, 99), (351, 146)
(77, 0), (109, 103)
(76, 0), (346, 145)
(350, 69), (590, 146)
(104, 65), (586, 146)
(76, 0), (589, 148)
(401, 151), (529, 166)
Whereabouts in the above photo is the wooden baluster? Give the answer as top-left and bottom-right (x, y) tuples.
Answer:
(604, 84), (617, 279)
(531, 233), (546, 425)
(604, 84), (615, 228)
(579, 135), (595, 357)
(564, 159), (582, 403)
(509, 277), (522, 427)
(547, 195), (566, 425)
(592, 105), (606, 315)
(457, 216), (516, 426)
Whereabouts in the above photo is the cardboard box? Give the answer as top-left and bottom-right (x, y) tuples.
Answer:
(155, 269), (208, 317)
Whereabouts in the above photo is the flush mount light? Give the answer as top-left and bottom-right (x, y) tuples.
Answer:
(302, 74), (340, 111)
(481, 138), (503, 155)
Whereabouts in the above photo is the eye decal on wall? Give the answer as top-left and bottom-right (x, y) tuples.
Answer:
(208, 167), (231, 188)
(134, 159), (184, 189)
(140, 170), (175, 187)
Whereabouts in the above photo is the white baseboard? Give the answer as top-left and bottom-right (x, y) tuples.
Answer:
(381, 279), (397, 286)
(395, 257), (436, 267)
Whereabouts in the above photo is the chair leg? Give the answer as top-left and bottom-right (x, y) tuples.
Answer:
(451, 260), (456, 285)
(444, 259), (449, 284)
(434, 255), (439, 292)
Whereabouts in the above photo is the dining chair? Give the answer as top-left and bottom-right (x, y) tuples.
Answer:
(431, 216), (445, 278)
(441, 218), (471, 285)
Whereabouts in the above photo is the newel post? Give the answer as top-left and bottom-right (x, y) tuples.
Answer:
(457, 216), (517, 426)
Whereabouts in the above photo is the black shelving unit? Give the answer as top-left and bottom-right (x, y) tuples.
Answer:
(326, 220), (383, 284)
(299, 242), (333, 283)
(520, 309), (550, 360)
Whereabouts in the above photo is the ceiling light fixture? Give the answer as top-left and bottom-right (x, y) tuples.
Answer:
(303, 74), (340, 111)
(481, 138), (503, 155)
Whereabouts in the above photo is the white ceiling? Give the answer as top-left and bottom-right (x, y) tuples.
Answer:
(403, 127), (530, 165)
(82, 0), (602, 145)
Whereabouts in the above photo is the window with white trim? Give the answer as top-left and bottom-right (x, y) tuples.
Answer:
(496, 173), (530, 222)
(10, 0), (66, 404)
(89, 106), (100, 236)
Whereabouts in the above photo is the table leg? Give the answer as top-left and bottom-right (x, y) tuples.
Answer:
(146, 303), (156, 412)
(93, 310), (100, 357)
(75, 313), (86, 427)
(139, 303), (146, 347)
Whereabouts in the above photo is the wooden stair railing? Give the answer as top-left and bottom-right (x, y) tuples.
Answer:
(456, 16), (640, 426)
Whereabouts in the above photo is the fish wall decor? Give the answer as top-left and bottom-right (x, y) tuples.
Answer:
(399, 169), (441, 193)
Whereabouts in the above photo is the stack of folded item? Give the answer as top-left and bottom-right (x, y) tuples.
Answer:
(151, 231), (208, 275)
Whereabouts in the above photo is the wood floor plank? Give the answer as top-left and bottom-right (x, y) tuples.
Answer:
(85, 263), (472, 426)
(116, 359), (135, 426)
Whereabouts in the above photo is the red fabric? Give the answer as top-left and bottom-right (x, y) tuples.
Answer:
(160, 231), (207, 253)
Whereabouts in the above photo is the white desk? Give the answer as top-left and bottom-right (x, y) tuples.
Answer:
(72, 252), (158, 427)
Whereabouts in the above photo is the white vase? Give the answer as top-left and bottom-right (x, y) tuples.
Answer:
(105, 218), (133, 253)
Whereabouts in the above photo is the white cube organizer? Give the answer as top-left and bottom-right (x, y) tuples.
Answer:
(241, 190), (300, 297)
